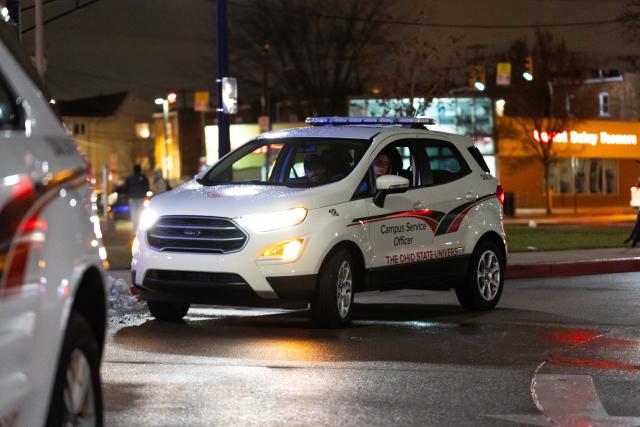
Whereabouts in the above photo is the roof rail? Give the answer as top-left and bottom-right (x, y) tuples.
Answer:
(305, 116), (435, 128)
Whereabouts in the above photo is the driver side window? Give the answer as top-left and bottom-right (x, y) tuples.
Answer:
(354, 140), (418, 198)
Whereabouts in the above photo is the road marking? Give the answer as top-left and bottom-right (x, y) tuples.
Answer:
(487, 374), (640, 426)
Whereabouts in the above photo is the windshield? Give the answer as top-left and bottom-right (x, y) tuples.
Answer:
(201, 137), (370, 188)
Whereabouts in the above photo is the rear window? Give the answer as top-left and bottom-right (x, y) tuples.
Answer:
(468, 146), (491, 173)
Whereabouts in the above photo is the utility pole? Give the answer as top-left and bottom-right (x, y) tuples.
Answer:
(34, 0), (44, 80)
(261, 42), (271, 118)
(217, 0), (230, 158)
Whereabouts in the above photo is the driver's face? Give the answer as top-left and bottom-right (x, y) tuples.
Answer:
(306, 166), (326, 183)
(374, 154), (390, 177)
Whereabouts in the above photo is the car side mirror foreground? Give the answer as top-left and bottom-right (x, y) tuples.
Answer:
(374, 175), (410, 208)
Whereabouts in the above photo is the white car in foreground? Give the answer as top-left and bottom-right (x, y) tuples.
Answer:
(0, 20), (107, 426)
(132, 117), (506, 327)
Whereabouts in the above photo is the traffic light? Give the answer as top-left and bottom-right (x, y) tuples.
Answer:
(523, 55), (534, 81)
(468, 65), (486, 91)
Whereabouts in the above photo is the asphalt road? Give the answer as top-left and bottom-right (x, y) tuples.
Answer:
(103, 273), (640, 426)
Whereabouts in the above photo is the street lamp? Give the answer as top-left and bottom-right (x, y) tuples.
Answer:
(155, 94), (176, 180)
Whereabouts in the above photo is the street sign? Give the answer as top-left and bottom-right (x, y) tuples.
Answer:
(496, 62), (511, 86)
(221, 77), (238, 114)
(194, 91), (210, 112)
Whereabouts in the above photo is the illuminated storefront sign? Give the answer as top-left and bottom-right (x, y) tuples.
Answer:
(533, 130), (638, 146)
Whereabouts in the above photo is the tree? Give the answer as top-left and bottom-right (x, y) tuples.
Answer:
(621, 0), (640, 43)
(231, 0), (390, 118)
(361, 8), (463, 117)
(497, 30), (585, 214)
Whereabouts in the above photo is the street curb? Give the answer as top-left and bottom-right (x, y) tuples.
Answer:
(506, 258), (640, 280)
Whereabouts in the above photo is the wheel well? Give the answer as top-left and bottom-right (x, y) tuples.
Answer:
(72, 267), (107, 356)
(323, 241), (366, 291)
(477, 231), (507, 268)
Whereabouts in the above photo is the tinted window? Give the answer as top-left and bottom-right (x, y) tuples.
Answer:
(0, 20), (60, 123)
(0, 75), (22, 130)
(202, 137), (369, 188)
(418, 140), (471, 185)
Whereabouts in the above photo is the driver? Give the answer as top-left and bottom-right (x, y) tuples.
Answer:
(304, 154), (327, 184)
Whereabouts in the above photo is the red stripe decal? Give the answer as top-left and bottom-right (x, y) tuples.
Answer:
(0, 168), (88, 297)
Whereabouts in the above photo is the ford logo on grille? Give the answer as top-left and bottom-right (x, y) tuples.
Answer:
(183, 229), (201, 237)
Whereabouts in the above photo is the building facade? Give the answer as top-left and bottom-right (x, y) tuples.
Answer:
(497, 73), (640, 214)
(58, 92), (155, 187)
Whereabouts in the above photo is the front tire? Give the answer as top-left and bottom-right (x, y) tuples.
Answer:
(147, 300), (190, 322)
(46, 311), (103, 427)
(310, 248), (355, 328)
(455, 240), (504, 311)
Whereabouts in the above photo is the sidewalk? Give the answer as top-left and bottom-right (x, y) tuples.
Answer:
(501, 213), (640, 278)
(506, 247), (640, 279)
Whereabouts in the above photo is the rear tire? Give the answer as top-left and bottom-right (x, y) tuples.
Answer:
(455, 240), (504, 311)
(310, 247), (355, 328)
(46, 311), (103, 427)
(147, 300), (190, 322)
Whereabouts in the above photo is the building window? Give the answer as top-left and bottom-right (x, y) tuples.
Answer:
(565, 94), (573, 115)
(72, 123), (86, 136)
(599, 92), (609, 117)
(135, 122), (150, 139)
(551, 158), (617, 195)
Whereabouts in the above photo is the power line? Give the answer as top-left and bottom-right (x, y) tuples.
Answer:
(21, 0), (60, 13)
(22, 0), (102, 34)
(47, 64), (168, 91)
(230, 0), (622, 29)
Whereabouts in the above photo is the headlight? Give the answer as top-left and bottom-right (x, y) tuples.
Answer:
(138, 208), (159, 231)
(258, 238), (305, 262)
(238, 207), (307, 232)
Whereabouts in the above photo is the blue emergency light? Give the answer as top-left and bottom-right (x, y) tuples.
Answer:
(305, 117), (436, 127)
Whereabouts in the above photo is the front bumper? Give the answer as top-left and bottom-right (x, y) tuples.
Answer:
(131, 227), (321, 306)
(133, 269), (316, 307)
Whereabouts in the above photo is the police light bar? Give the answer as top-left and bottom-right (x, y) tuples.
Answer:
(305, 117), (436, 126)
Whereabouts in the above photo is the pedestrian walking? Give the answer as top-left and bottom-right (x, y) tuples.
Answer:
(122, 165), (150, 232)
(625, 176), (640, 247)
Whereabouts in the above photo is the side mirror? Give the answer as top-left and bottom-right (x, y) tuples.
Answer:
(373, 175), (410, 208)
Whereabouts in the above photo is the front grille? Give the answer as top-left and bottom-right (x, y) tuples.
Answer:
(147, 216), (247, 253)
(145, 270), (248, 286)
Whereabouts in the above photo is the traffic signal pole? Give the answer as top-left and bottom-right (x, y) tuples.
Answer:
(217, 0), (230, 158)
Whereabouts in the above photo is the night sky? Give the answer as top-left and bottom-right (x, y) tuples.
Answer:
(12, 0), (638, 102)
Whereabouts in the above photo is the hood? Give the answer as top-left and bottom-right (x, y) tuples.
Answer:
(148, 180), (350, 218)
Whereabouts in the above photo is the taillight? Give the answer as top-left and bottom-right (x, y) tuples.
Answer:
(496, 184), (505, 205)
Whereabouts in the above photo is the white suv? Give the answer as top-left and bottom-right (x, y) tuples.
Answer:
(132, 117), (506, 327)
(0, 21), (107, 426)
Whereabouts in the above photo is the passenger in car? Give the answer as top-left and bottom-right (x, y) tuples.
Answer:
(304, 154), (327, 184)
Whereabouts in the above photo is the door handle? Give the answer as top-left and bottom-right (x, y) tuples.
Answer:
(413, 201), (426, 211)
(465, 192), (477, 200)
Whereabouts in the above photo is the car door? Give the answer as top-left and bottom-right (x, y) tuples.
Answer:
(0, 60), (40, 419)
(362, 136), (437, 270)
(414, 138), (476, 255)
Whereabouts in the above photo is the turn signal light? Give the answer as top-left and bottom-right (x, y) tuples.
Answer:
(258, 238), (305, 262)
